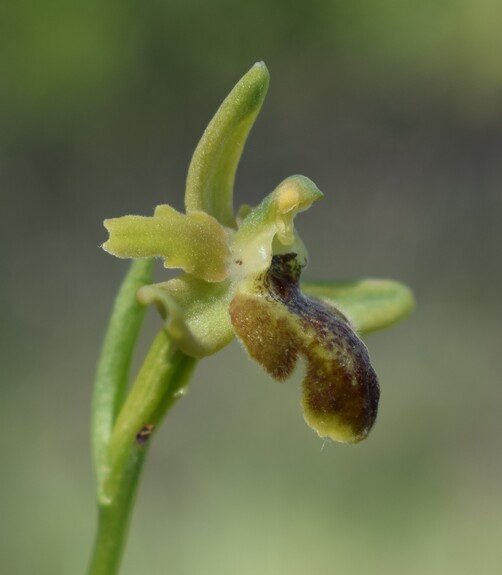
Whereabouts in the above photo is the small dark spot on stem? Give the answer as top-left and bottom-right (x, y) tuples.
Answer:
(135, 424), (154, 446)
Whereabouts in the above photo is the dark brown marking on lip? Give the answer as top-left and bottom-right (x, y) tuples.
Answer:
(230, 253), (380, 443)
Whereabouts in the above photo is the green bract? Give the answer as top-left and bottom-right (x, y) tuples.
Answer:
(102, 62), (414, 443)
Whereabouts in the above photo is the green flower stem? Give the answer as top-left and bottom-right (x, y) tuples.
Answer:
(104, 330), (196, 503)
(92, 259), (154, 490)
(89, 329), (197, 575)
(87, 447), (148, 575)
(90, 62), (417, 575)
(90, 259), (197, 575)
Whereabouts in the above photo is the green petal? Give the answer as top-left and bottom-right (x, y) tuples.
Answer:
(301, 279), (415, 335)
(103, 206), (229, 282)
(230, 253), (380, 444)
(185, 62), (270, 228)
(138, 275), (235, 358)
(230, 175), (323, 279)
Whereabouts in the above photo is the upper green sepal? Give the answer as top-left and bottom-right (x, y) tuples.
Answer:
(185, 62), (270, 228)
(301, 278), (415, 334)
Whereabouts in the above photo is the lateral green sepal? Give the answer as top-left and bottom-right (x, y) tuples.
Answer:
(301, 278), (415, 335)
(138, 275), (235, 358)
(103, 206), (229, 282)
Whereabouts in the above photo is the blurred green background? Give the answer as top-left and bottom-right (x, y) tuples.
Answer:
(2, 1), (501, 573)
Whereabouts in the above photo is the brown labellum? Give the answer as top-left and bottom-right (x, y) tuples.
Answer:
(229, 253), (380, 443)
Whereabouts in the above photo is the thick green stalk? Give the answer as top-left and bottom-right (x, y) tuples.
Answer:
(89, 329), (197, 575)
(92, 259), (154, 490)
(87, 448), (148, 575)
(103, 330), (196, 503)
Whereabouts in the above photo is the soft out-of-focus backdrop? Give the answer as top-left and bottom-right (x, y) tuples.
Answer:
(2, 1), (501, 574)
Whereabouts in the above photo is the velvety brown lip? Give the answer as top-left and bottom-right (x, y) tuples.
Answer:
(230, 253), (380, 443)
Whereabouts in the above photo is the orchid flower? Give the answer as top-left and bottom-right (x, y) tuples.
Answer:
(89, 62), (414, 575)
(101, 62), (414, 445)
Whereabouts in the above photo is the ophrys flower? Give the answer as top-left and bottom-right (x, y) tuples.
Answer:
(102, 62), (414, 443)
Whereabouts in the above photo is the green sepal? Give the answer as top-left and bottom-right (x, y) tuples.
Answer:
(103, 206), (229, 282)
(301, 278), (415, 335)
(185, 62), (270, 228)
(138, 275), (235, 358)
